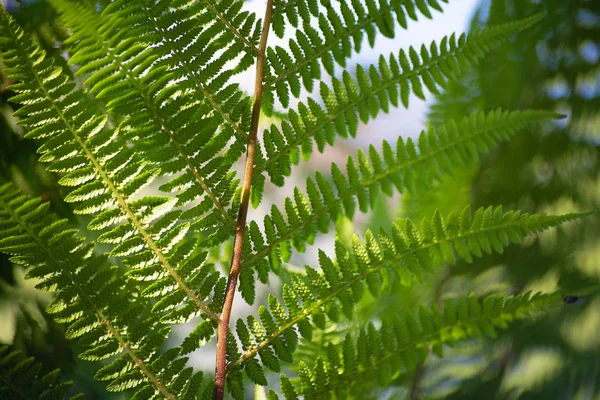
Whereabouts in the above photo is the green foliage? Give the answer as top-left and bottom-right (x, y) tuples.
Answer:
(0, 182), (212, 398)
(229, 206), (587, 385)
(254, 12), (546, 190)
(244, 109), (563, 283)
(266, 0), (448, 107)
(421, 0), (600, 398)
(273, 291), (562, 399)
(51, 0), (246, 247)
(0, 345), (81, 399)
(0, 0), (595, 399)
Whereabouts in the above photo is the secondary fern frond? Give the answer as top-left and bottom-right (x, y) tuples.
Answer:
(0, 183), (210, 399)
(272, 291), (563, 399)
(266, 0), (446, 106)
(0, 7), (222, 324)
(254, 13), (545, 190)
(51, 0), (240, 244)
(0, 345), (81, 400)
(245, 109), (560, 276)
(226, 206), (587, 394)
(102, 0), (254, 144)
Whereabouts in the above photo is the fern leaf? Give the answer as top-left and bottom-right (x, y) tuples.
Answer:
(0, 345), (81, 400)
(0, 183), (197, 398)
(101, 0), (253, 144)
(272, 0), (441, 39)
(255, 13), (546, 189)
(279, 291), (564, 398)
(246, 109), (561, 273)
(0, 7), (221, 325)
(228, 206), (589, 381)
(196, 0), (261, 56)
(267, 0), (448, 105)
(266, 4), (542, 108)
(51, 0), (240, 246)
(104, 0), (261, 57)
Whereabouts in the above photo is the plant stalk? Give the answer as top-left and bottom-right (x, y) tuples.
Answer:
(214, 1), (273, 398)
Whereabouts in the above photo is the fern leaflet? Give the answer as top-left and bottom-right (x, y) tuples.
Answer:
(244, 109), (561, 279)
(273, 291), (564, 399)
(266, 0), (447, 106)
(255, 13), (545, 191)
(102, 0), (255, 143)
(225, 206), (588, 395)
(0, 182), (214, 398)
(51, 0), (240, 245)
(0, 7), (222, 326)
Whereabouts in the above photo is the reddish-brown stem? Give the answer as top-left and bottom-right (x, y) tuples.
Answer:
(214, 1), (273, 398)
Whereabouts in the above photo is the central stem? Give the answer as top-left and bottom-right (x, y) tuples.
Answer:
(214, 1), (273, 398)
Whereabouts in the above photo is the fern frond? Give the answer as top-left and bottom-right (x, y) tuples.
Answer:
(272, 0), (441, 37)
(266, 0), (447, 106)
(0, 345), (81, 400)
(105, 0), (260, 57)
(101, 0), (254, 143)
(271, 291), (563, 399)
(227, 206), (588, 391)
(51, 0), (240, 244)
(255, 13), (545, 189)
(0, 182), (209, 399)
(0, 7), (222, 325)
(245, 109), (561, 275)
(196, 0), (261, 55)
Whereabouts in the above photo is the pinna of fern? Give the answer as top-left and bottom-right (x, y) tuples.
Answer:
(251, 12), (546, 198)
(50, 0), (249, 249)
(0, 4), (231, 343)
(273, 291), (565, 399)
(263, 0), (545, 115)
(98, 0), (257, 144)
(264, 0), (449, 108)
(241, 108), (563, 293)
(225, 205), (590, 395)
(0, 182), (217, 398)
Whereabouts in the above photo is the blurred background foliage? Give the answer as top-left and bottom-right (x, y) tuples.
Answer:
(0, 0), (598, 398)
(412, 0), (600, 398)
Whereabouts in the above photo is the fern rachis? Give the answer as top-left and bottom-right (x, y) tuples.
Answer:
(0, 1), (594, 399)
